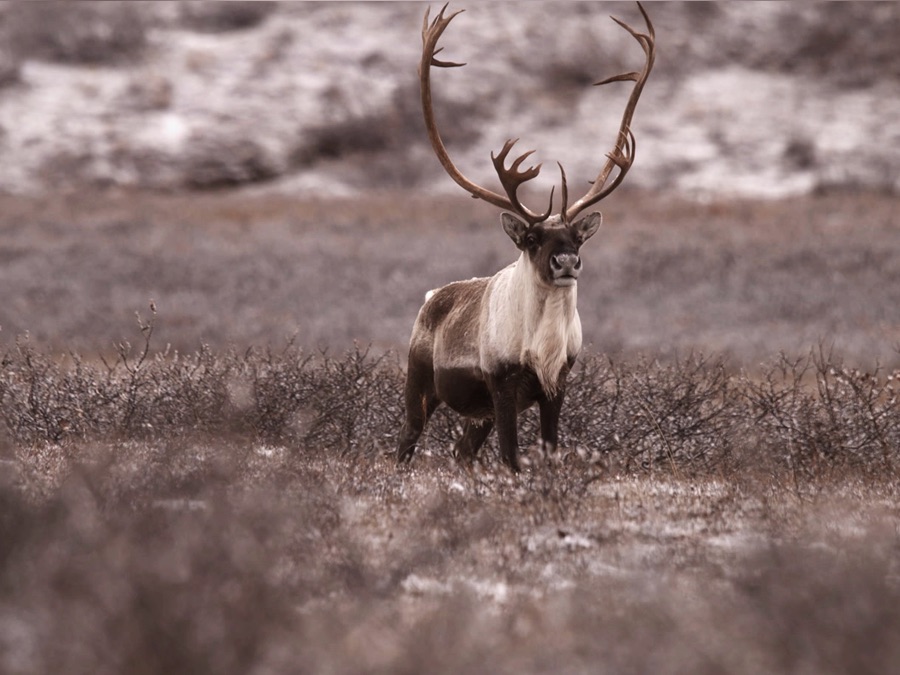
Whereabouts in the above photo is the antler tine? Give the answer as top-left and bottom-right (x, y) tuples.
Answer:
(490, 139), (554, 225)
(583, 127), (636, 202)
(420, 4), (553, 225)
(565, 1), (655, 222)
(558, 162), (569, 217)
(422, 3), (466, 68)
(420, 4), (513, 212)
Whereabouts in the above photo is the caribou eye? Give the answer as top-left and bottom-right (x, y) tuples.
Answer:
(524, 233), (538, 249)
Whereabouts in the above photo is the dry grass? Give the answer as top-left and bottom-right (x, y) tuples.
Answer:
(1, 188), (898, 368)
(3, 324), (900, 673)
(3, 377), (900, 673)
(3, 315), (899, 482)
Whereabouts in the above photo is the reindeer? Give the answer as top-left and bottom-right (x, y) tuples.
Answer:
(397, 2), (655, 472)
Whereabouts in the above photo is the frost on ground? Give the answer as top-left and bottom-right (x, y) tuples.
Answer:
(2, 436), (899, 675)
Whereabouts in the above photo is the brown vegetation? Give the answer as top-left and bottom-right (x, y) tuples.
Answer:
(3, 336), (900, 673)
(1, 184), (898, 672)
(4, 320), (900, 481)
(1, 188), (897, 367)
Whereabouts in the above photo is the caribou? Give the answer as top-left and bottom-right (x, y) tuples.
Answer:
(397, 2), (655, 472)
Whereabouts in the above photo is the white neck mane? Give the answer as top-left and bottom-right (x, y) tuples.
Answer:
(481, 255), (583, 396)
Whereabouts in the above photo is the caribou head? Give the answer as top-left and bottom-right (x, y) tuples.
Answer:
(397, 2), (655, 472)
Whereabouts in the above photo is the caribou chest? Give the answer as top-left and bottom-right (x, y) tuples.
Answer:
(481, 258), (582, 395)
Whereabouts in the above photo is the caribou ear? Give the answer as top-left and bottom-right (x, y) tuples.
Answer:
(501, 212), (530, 249)
(571, 212), (602, 244)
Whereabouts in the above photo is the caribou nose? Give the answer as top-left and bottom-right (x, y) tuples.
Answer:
(551, 252), (582, 279)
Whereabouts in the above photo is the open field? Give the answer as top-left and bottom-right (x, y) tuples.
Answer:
(2, 187), (900, 674)
(1, 187), (898, 367)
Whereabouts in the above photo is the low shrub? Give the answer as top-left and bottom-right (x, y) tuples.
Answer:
(3, 316), (899, 485)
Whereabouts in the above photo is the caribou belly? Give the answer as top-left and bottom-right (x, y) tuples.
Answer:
(434, 365), (493, 418)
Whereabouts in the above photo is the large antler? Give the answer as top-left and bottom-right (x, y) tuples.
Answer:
(420, 2), (655, 225)
(420, 4), (553, 225)
(564, 2), (655, 222)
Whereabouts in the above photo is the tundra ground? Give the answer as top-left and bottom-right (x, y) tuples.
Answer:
(1, 188), (899, 674)
(1, 187), (898, 366)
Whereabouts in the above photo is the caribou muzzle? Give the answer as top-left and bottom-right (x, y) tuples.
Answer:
(550, 252), (582, 286)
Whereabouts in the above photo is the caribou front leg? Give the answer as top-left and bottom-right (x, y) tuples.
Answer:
(488, 366), (522, 473)
(538, 385), (566, 457)
(538, 363), (571, 456)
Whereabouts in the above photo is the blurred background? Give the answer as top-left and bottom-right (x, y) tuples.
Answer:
(0, 1), (898, 366)
(0, 1), (898, 197)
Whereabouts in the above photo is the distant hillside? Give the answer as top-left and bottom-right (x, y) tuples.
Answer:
(0, 2), (897, 198)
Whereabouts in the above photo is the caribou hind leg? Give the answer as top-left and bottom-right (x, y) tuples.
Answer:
(453, 419), (494, 466)
(538, 365), (570, 455)
(397, 358), (439, 464)
(397, 393), (439, 464)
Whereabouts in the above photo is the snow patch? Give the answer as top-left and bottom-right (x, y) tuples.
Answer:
(401, 574), (510, 604)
